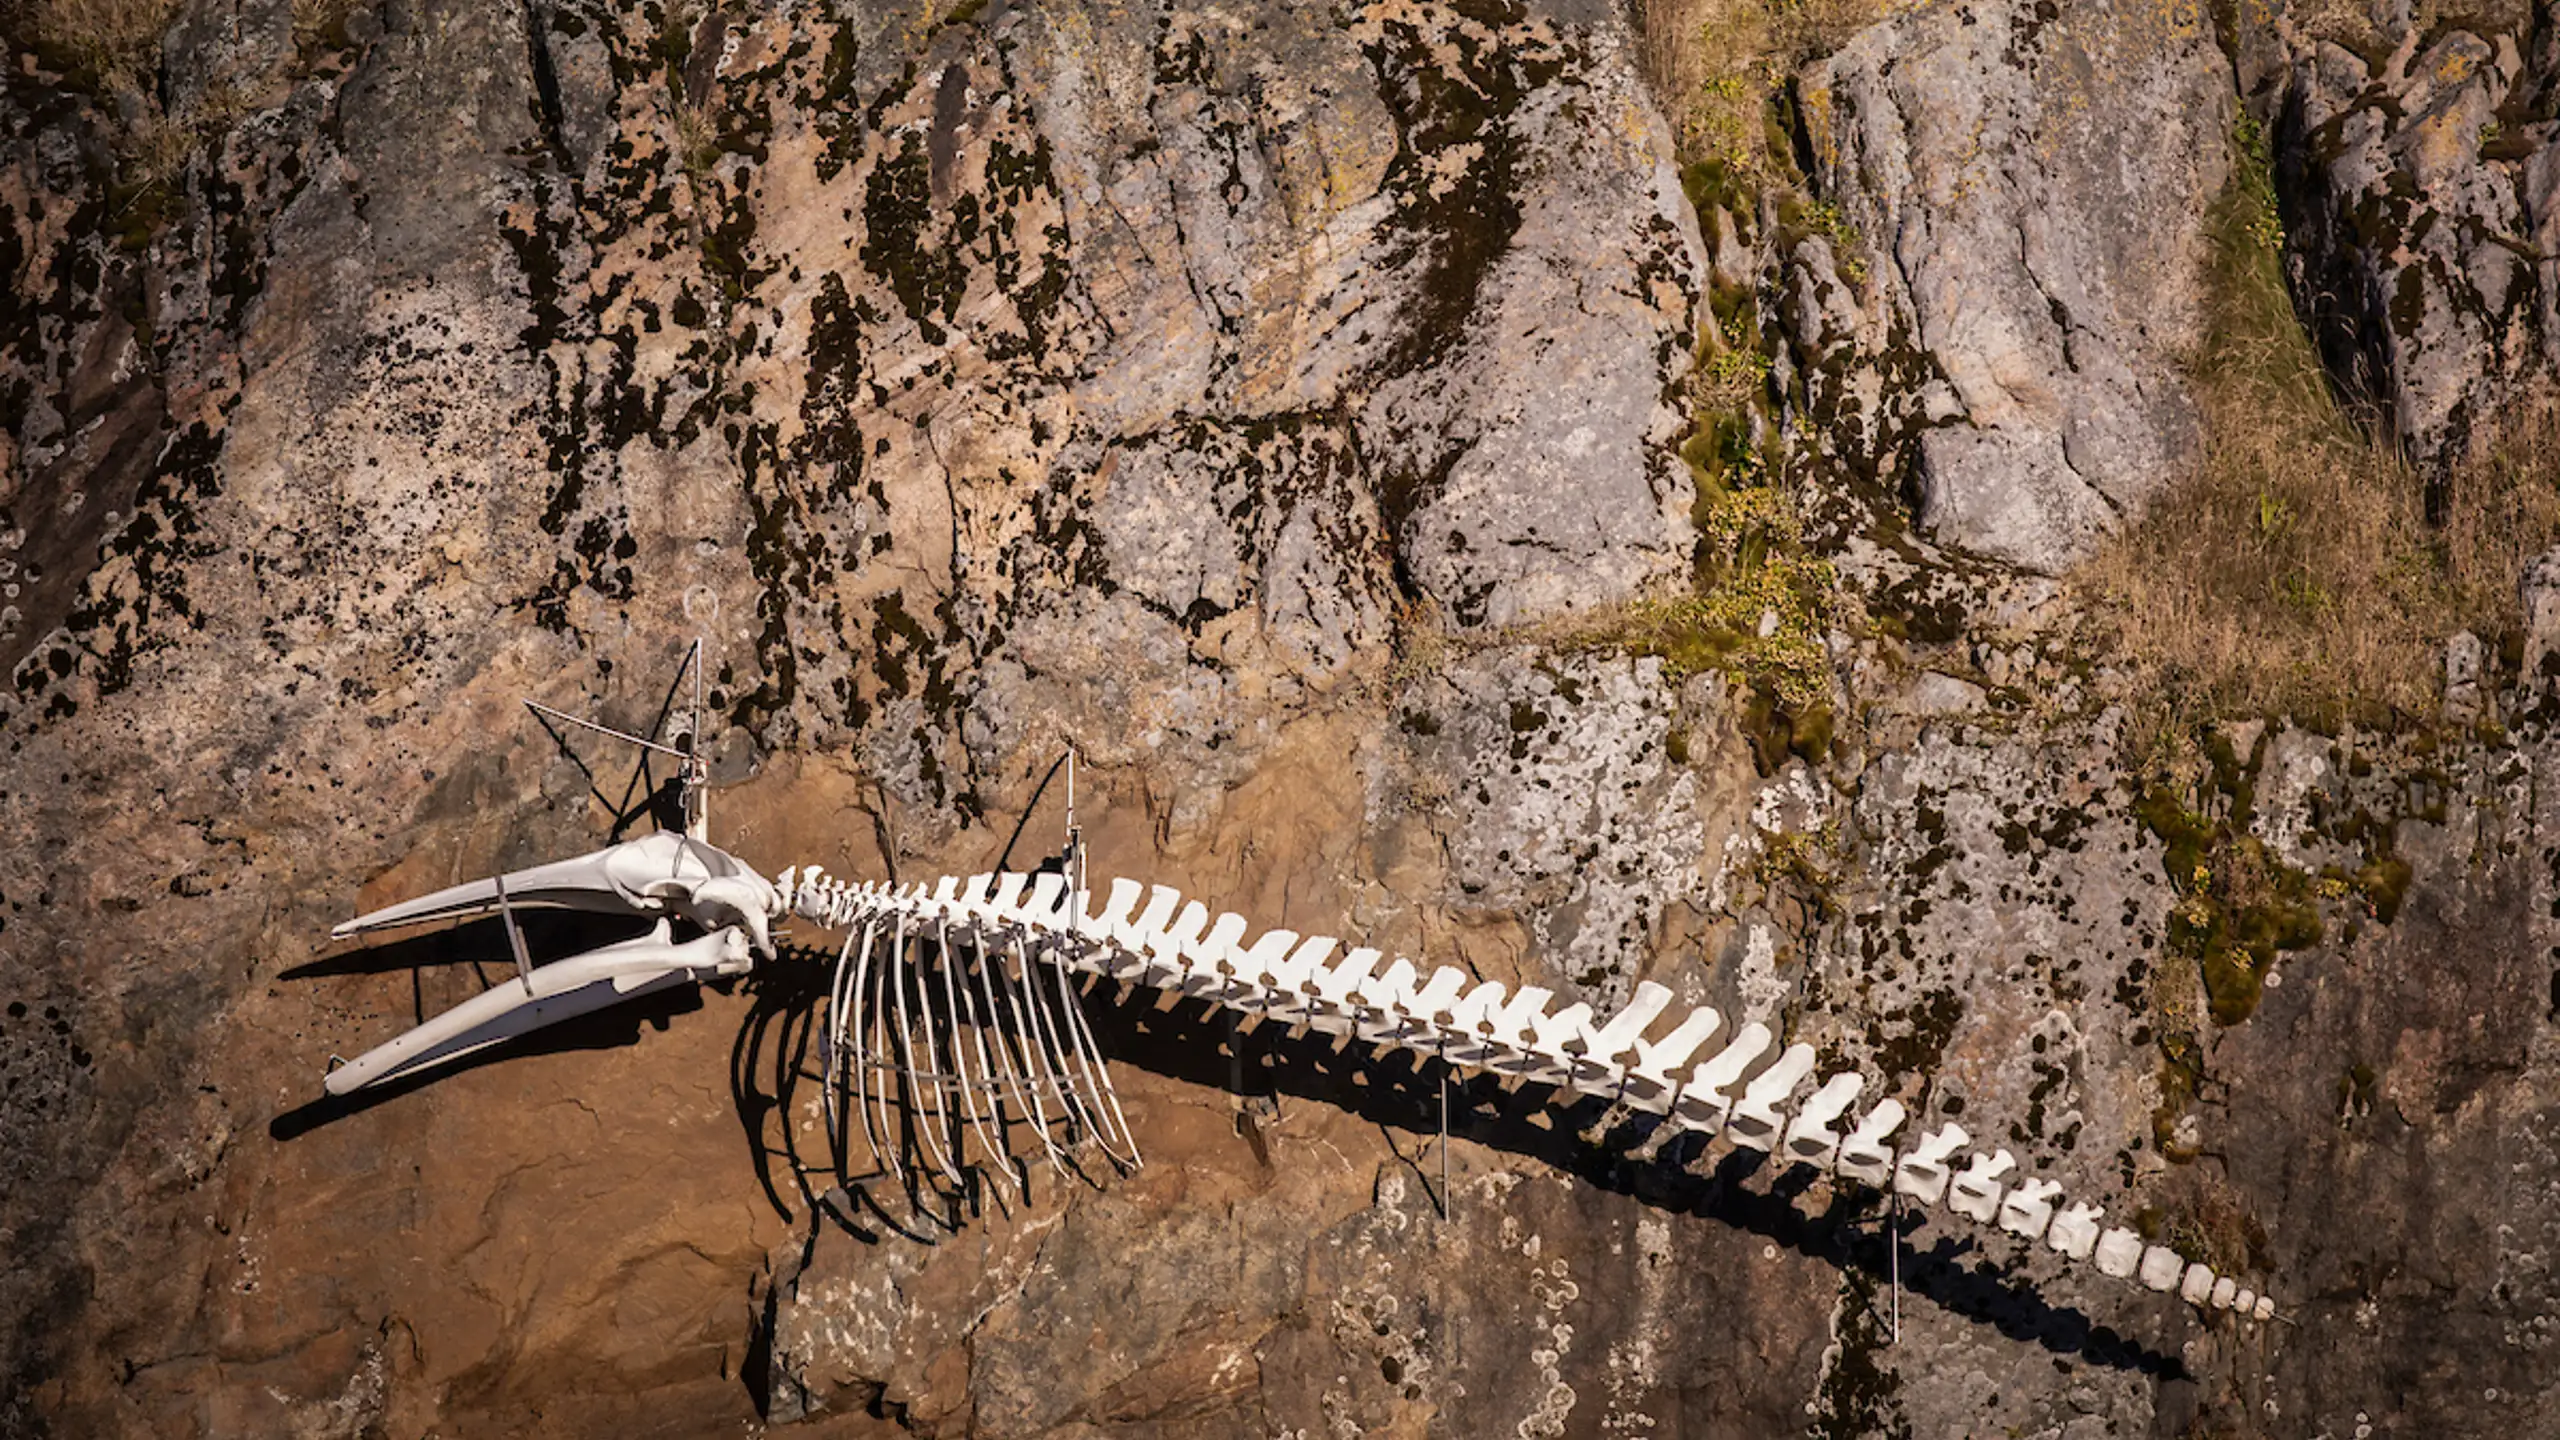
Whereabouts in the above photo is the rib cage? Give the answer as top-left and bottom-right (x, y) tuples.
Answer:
(783, 863), (2280, 1321)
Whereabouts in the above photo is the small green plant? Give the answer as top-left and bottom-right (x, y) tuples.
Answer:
(1572, 485), (1836, 748)
(2253, 490), (2291, 539)
(1700, 345), (1772, 406)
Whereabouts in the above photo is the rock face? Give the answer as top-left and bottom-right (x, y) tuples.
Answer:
(2258, 20), (2544, 471)
(1795, 0), (2230, 572)
(2239, 1), (2560, 476)
(5, 0), (2560, 1437)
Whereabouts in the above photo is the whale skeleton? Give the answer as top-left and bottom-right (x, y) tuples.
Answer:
(320, 830), (2278, 1323)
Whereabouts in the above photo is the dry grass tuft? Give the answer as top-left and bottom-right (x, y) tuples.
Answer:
(2078, 119), (2560, 736)
(11, 0), (185, 85)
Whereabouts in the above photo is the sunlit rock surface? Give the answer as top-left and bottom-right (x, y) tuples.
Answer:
(5, 0), (2560, 1436)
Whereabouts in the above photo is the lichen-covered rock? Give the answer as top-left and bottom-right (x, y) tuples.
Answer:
(1392, 649), (1707, 1008)
(2261, 18), (2556, 472)
(1795, 0), (2230, 572)
(10, 0), (2560, 1435)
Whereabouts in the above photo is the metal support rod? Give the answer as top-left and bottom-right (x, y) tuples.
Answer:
(523, 700), (697, 760)
(1889, 1190), (1902, 1344)
(1439, 1066), (1451, 1221)
(686, 636), (707, 841)
(493, 872), (534, 991)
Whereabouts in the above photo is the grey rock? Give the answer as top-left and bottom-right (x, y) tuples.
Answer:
(2447, 628), (2486, 719)
(2522, 544), (2560, 676)
(1397, 648), (1705, 1007)
(1799, 0), (2231, 571)
(1907, 669), (1988, 715)
(2276, 27), (2539, 469)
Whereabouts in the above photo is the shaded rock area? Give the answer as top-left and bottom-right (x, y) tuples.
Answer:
(2238, 0), (2560, 474)
(3, 0), (2560, 1437)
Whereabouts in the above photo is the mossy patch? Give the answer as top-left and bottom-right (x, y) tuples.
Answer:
(2136, 742), (2322, 1030)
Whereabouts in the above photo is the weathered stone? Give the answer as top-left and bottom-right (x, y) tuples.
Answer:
(9, 0), (2560, 1436)
(2272, 22), (2548, 472)
(1798, 0), (2231, 571)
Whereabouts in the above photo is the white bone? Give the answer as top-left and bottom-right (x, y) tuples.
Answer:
(325, 922), (752, 1095)
(1533, 1001), (1595, 1052)
(1023, 872), (1066, 927)
(1231, 929), (1299, 988)
(1407, 967), (1471, 1025)
(1181, 912), (1251, 990)
(1673, 1022), (1771, 1133)
(990, 872), (1028, 919)
(1083, 877), (1145, 939)
(2092, 1229), (2145, 1279)
(1313, 947), (1381, 1004)
(1727, 1043), (1818, 1150)
(1946, 1148), (2017, 1223)
(1157, 901), (1211, 959)
(1782, 1072), (1864, 1169)
(1585, 982), (1673, 1061)
(2179, 1264), (2216, 1305)
(1442, 982), (1510, 1067)
(2209, 1277), (2238, 1309)
(2251, 1295), (2275, 1321)
(1270, 937), (1338, 1021)
(1892, 1123), (1969, 1206)
(1834, 1098), (1906, 1186)
(1138, 901), (1207, 987)
(333, 832), (786, 957)
(1188, 911), (1249, 964)
(2138, 1246), (2185, 1292)
(1622, 1006), (1719, 1112)
(1117, 885), (1181, 952)
(2233, 1287), (2256, 1315)
(1307, 948), (1381, 1034)
(1356, 959), (1421, 1041)
(1508, 1000), (1591, 1086)
(1996, 1177), (2063, 1240)
(2046, 1203), (2103, 1261)
(1476, 986), (1543, 1046)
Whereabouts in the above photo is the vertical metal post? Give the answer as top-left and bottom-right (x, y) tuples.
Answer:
(687, 637), (707, 841)
(1889, 1190), (1902, 1343)
(493, 871), (534, 992)
(1439, 1067), (1451, 1220)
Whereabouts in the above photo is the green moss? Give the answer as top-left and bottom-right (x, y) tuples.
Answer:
(2138, 758), (2323, 1029)
(2350, 852), (2412, 923)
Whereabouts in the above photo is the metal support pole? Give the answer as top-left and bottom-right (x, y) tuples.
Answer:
(493, 871), (534, 991)
(1439, 1067), (1451, 1220)
(1889, 1190), (1902, 1344)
